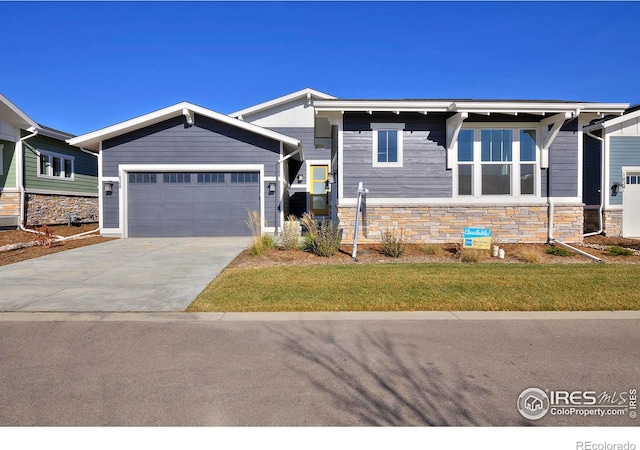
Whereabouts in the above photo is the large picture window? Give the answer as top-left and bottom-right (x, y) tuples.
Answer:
(456, 127), (538, 197)
(371, 123), (404, 167)
(38, 151), (74, 180)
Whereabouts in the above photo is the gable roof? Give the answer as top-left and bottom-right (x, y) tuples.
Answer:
(229, 88), (336, 119)
(68, 101), (301, 153)
(0, 93), (39, 131)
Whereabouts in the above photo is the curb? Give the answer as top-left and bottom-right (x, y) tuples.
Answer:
(0, 310), (639, 322)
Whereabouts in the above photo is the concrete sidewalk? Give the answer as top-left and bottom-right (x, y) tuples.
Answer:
(0, 237), (249, 312)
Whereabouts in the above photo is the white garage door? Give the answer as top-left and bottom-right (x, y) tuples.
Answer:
(623, 173), (640, 237)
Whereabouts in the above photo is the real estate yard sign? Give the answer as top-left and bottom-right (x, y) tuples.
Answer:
(463, 227), (492, 249)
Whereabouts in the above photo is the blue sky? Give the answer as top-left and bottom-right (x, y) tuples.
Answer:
(2, 1), (640, 135)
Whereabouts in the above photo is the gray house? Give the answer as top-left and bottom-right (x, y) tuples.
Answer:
(584, 106), (640, 238)
(0, 93), (98, 228)
(68, 101), (304, 237)
(69, 89), (629, 243)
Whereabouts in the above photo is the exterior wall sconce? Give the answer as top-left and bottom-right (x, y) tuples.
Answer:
(325, 172), (337, 190)
(104, 181), (114, 196)
(297, 174), (303, 184)
(268, 182), (276, 195)
(611, 182), (623, 197)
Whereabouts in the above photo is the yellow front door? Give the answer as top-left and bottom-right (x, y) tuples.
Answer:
(309, 165), (329, 215)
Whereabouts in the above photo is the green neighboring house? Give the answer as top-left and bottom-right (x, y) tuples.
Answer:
(0, 93), (98, 228)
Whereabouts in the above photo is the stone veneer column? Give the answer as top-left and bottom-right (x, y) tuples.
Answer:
(603, 210), (623, 237)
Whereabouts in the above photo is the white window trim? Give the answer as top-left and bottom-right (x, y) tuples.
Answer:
(371, 123), (404, 168)
(37, 149), (75, 181)
(452, 123), (541, 199)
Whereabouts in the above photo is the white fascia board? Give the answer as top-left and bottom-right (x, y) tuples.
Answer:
(68, 102), (301, 152)
(0, 93), (39, 130)
(453, 101), (627, 115)
(229, 88), (337, 118)
(314, 100), (452, 112)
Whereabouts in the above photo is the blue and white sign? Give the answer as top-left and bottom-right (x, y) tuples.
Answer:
(463, 227), (492, 249)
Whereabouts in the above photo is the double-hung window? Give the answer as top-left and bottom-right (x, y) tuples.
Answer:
(38, 151), (74, 180)
(456, 127), (538, 197)
(371, 123), (404, 167)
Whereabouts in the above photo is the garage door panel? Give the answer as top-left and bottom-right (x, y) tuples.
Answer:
(127, 171), (259, 237)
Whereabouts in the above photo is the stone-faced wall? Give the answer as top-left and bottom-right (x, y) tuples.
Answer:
(0, 191), (20, 217)
(338, 203), (584, 244)
(26, 193), (98, 226)
(603, 210), (622, 237)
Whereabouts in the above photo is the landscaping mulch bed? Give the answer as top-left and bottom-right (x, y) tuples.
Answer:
(0, 224), (114, 267)
(227, 235), (640, 269)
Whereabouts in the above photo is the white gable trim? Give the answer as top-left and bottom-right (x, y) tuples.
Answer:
(68, 102), (301, 152)
(230, 88), (336, 119)
(0, 93), (39, 131)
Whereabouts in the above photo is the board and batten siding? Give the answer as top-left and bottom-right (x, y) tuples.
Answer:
(583, 134), (602, 206)
(0, 140), (17, 188)
(342, 112), (451, 199)
(23, 135), (98, 194)
(609, 136), (640, 206)
(547, 119), (579, 198)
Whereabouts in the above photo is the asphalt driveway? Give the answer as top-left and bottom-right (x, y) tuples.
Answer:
(0, 237), (250, 312)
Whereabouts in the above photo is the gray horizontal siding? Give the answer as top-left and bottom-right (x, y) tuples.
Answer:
(102, 115), (281, 177)
(269, 127), (329, 184)
(102, 114), (284, 231)
(103, 182), (120, 228)
(583, 134), (602, 206)
(548, 119), (579, 197)
(342, 112), (451, 198)
(609, 136), (640, 206)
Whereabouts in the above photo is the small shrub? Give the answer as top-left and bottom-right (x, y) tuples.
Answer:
(380, 227), (406, 258)
(422, 243), (445, 256)
(300, 213), (342, 257)
(34, 225), (57, 248)
(607, 246), (634, 256)
(277, 215), (301, 250)
(545, 246), (571, 257)
(518, 247), (541, 263)
(459, 247), (486, 263)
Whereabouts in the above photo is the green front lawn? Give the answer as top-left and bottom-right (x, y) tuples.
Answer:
(187, 263), (640, 312)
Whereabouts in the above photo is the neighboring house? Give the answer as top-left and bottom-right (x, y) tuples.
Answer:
(68, 88), (629, 243)
(583, 106), (640, 238)
(0, 93), (98, 228)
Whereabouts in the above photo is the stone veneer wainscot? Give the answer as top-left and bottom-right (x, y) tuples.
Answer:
(338, 203), (584, 244)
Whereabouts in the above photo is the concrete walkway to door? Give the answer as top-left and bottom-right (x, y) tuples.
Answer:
(0, 237), (250, 312)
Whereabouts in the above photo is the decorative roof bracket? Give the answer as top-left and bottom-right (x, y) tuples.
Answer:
(446, 112), (468, 169)
(540, 112), (574, 168)
(182, 108), (194, 126)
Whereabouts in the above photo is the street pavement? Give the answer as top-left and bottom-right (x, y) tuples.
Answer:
(0, 313), (638, 426)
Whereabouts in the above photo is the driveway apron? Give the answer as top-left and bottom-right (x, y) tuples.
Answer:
(0, 237), (250, 312)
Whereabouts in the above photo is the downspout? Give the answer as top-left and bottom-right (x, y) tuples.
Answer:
(546, 132), (603, 263)
(583, 129), (605, 237)
(16, 128), (42, 235)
